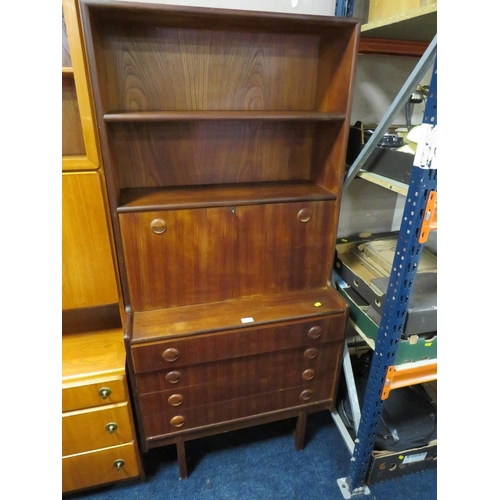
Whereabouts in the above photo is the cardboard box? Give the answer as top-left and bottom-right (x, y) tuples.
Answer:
(367, 441), (437, 484)
(368, 0), (432, 24)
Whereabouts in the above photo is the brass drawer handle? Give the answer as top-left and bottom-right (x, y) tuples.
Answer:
(151, 218), (167, 235)
(166, 371), (181, 384)
(303, 348), (318, 360)
(105, 422), (118, 434)
(307, 326), (322, 339)
(297, 208), (311, 223)
(168, 394), (183, 407)
(170, 415), (185, 428)
(302, 369), (315, 381)
(162, 348), (179, 362)
(300, 389), (313, 401)
(98, 387), (112, 400)
(113, 459), (125, 470)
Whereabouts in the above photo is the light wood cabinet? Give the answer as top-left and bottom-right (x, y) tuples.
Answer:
(62, 0), (119, 308)
(62, 172), (119, 309)
(80, 0), (359, 479)
(61, 0), (142, 493)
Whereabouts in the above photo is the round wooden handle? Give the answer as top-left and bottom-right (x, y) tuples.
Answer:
(297, 208), (312, 223)
(165, 371), (181, 384)
(151, 218), (167, 234)
(170, 415), (185, 428)
(162, 348), (179, 362)
(168, 394), (183, 407)
(302, 369), (315, 381)
(304, 348), (318, 360)
(300, 389), (313, 401)
(307, 326), (322, 339)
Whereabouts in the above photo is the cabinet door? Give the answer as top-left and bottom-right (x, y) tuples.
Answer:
(119, 200), (335, 310)
(62, 172), (119, 309)
(62, 0), (100, 170)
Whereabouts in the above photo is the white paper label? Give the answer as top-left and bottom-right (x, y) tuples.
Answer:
(402, 452), (427, 464)
(241, 317), (254, 324)
(413, 123), (437, 170)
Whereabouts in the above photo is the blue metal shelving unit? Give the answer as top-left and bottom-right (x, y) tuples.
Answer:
(335, 50), (437, 498)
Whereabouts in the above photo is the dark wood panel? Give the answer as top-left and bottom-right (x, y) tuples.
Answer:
(120, 201), (336, 310)
(93, 25), (319, 112)
(142, 386), (333, 438)
(131, 317), (341, 374)
(131, 288), (347, 342)
(359, 38), (428, 56)
(62, 78), (85, 155)
(107, 120), (333, 189)
(136, 342), (341, 404)
(62, 304), (121, 335)
(62, 8), (72, 67)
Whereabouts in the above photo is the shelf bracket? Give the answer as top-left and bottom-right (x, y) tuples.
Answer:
(381, 360), (437, 400)
(418, 190), (437, 243)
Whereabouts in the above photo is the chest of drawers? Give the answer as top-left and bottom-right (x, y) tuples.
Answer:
(125, 288), (347, 478)
(62, 327), (142, 493)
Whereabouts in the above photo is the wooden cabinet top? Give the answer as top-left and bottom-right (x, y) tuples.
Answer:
(62, 327), (125, 383)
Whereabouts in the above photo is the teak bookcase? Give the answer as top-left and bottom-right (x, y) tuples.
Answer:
(80, 0), (360, 478)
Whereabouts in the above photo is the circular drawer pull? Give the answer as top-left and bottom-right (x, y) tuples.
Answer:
(302, 369), (315, 381)
(98, 387), (112, 400)
(113, 459), (125, 470)
(300, 389), (313, 401)
(303, 348), (318, 360)
(162, 348), (179, 362)
(297, 208), (312, 223)
(307, 326), (322, 339)
(151, 218), (167, 235)
(171, 415), (185, 428)
(165, 371), (181, 384)
(105, 422), (118, 434)
(168, 394), (183, 407)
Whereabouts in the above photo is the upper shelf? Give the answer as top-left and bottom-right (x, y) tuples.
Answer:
(361, 4), (437, 42)
(103, 111), (347, 122)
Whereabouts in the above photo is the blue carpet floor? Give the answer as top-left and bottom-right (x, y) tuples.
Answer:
(65, 410), (436, 500)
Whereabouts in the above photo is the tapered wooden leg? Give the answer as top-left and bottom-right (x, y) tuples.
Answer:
(176, 437), (188, 479)
(294, 411), (307, 451)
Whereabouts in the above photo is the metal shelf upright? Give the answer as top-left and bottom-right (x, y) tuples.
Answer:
(334, 42), (437, 498)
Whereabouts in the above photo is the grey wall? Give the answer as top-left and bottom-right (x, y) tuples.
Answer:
(119, 0), (337, 15)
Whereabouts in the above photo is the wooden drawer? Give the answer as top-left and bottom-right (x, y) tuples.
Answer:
(140, 368), (336, 419)
(119, 200), (335, 311)
(131, 316), (343, 374)
(62, 376), (127, 412)
(62, 442), (140, 493)
(62, 402), (134, 456)
(136, 342), (341, 403)
(142, 385), (333, 438)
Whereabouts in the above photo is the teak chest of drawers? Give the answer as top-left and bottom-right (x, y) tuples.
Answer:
(62, 324), (142, 493)
(79, 0), (359, 479)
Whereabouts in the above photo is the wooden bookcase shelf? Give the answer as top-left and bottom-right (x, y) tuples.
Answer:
(80, 0), (360, 480)
(118, 180), (336, 213)
(103, 111), (347, 122)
